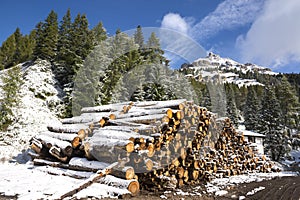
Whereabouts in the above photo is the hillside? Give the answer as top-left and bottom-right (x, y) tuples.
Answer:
(180, 52), (278, 87)
(0, 60), (62, 161)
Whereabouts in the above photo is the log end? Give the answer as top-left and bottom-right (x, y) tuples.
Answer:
(72, 137), (82, 148)
(128, 181), (140, 197)
(126, 142), (135, 153)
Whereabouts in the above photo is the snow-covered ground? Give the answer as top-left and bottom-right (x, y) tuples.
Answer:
(282, 150), (300, 168)
(0, 60), (63, 162)
(185, 52), (278, 87)
(160, 171), (298, 199)
(0, 162), (131, 199)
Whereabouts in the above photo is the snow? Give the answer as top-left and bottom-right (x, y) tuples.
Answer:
(290, 150), (300, 163)
(69, 157), (110, 170)
(75, 183), (129, 199)
(282, 150), (300, 167)
(186, 52), (278, 87)
(246, 186), (265, 196)
(238, 129), (265, 137)
(0, 162), (81, 199)
(0, 161), (132, 199)
(215, 190), (228, 196)
(0, 61), (62, 161)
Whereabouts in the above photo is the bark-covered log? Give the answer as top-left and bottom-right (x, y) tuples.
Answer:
(56, 162), (119, 199)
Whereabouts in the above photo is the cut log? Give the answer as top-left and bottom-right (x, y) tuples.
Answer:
(49, 146), (68, 163)
(55, 162), (119, 199)
(40, 131), (78, 142)
(110, 166), (135, 180)
(47, 124), (88, 133)
(35, 135), (73, 157)
(99, 175), (140, 196)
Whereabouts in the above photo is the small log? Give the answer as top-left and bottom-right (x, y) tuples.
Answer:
(49, 146), (68, 163)
(35, 135), (73, 157)
(47, 124), (88, 133)
(110, 166), (135, 180)
(56, 162), (119, 199)
(40, 131), (78, 142)
(99, 175), (140, 196)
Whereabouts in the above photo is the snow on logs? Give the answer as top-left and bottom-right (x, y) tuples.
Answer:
(29, 99), (277, 197)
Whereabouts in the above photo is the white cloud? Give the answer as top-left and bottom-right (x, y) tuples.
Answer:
(161, 13), (190, 35)
(237, 0), (300, 69)
(160, 1), (264, 40)
(191, 0), (264, 40)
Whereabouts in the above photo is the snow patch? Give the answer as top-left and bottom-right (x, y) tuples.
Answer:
(246, 186), (265, 196)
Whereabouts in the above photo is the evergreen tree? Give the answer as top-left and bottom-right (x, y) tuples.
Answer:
(244, 86), (260, 131)
(208, 82), (226, 117)
(55, 9), (75, 88)
(225, 83), (239, 127)
(70, 14), (93, 63)
(0, 33), (16, 69)
(133, 25), (144, 48)
(144, 32), (169, 66)
(20, 30), (36, 62)
(57, 9), (73, 65)
(12, 28), (22, 65)
(0, 28), (35, 69)
(92, 22), (107, 45)
(0, 66), (23, 131)
(276, 76), (299, 130)
(260, 86), (290, 161)
(33, 10), (58, 61)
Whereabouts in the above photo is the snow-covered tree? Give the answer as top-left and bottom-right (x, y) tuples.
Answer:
(0, 66), (23, 130)
(133, 25), (144, 48)
(225, 83), (239, 127)
(260, 86), (290, 161)
(244, 86), (261, 131)
(33, 10), (58, 61)
(276, 76), (299, 131)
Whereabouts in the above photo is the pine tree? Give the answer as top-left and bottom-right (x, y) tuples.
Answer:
(244, 86), (261, 131)
(20, 30), (36, 62)
(276, 76), (299, 130)
(225, 83), (239, 127)
(70, 14), (93, 63)
(33, 10), (58, 61)
(12, 28), (22, 65)
(0, 33), (16, 69)
(133, 25), (144, 48)
(260, 86), (290, 161)
(57, 9), (73, 65)
(55, 9), (76, 88)
(208, 82), (227, 117)
(92, 21), (107, 45)
(0, 66), (23, 131)
(144, 32), (167, 65)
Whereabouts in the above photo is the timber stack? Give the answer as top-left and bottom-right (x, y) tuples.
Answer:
(29, 99), (278, 197)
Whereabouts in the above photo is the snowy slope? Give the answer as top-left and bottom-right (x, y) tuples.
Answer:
(182, 52), (278, 87)
(0, 60), (63, 161)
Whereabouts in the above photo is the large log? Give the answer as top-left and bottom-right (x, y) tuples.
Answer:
(34, 134), (73, 157)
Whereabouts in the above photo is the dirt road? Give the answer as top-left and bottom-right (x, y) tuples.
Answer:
(130, 176), (300, 200)
(218, 176), (300, 200)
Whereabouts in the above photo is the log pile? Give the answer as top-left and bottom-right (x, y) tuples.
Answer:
(29, 99), (278, 197)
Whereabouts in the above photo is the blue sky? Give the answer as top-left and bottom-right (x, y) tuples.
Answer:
(1, 0), (299, 73)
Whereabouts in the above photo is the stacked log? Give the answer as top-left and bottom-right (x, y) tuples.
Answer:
(29, 99), (277, 197)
